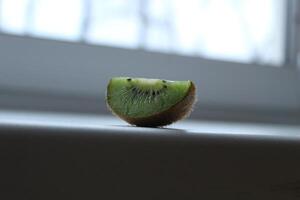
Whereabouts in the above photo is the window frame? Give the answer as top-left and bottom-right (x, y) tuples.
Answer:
(0, 0), (299, 123)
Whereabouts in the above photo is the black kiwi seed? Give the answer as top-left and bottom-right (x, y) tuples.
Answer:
(163, 85), (167, 89)
(152, 91), (156, 96)
(162, 80), (166, 83)
(127, 78), (132, 81)
(157, 91), (160, 95)
(145, 91), (149, 95)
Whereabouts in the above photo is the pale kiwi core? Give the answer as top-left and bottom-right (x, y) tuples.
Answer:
(107, 77), (192, 118)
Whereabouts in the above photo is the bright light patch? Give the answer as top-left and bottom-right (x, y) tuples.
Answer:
(0, 0), (29, 34)
(0, 0), (286, 66)
(30, 0), (83, 41)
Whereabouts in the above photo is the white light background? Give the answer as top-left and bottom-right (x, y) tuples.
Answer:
(0, 0), (285, 66)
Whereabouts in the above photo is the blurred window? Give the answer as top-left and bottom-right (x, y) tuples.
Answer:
(0, 0), (286, 66)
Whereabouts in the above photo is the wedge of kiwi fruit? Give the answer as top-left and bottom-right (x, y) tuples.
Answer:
(106, 77), (196, 127)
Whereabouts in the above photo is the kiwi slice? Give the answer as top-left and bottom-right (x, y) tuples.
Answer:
(106, 77), (196, 127)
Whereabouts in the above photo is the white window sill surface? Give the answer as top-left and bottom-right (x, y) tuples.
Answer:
(1, 109), (299, 141)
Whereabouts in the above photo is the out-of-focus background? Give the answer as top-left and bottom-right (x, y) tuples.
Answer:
(0, 0), (299, 123)
(0, 0), (285, 65)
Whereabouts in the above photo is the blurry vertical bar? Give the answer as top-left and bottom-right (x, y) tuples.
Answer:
(284, 0), (298, 67)
(138, 0), (148, 49)
(25, 0), (35, 35)
(0, 0), (2, 31)
(81, 0), (91, 42)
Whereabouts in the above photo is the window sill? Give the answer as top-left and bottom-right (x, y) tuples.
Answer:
(1, 110), (300, 199)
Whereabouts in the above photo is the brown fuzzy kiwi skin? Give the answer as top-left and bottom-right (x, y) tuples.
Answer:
(106, 81), (196, 127)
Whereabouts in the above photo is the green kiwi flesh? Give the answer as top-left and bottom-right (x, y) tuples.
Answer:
(106, 77), (196, 127)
